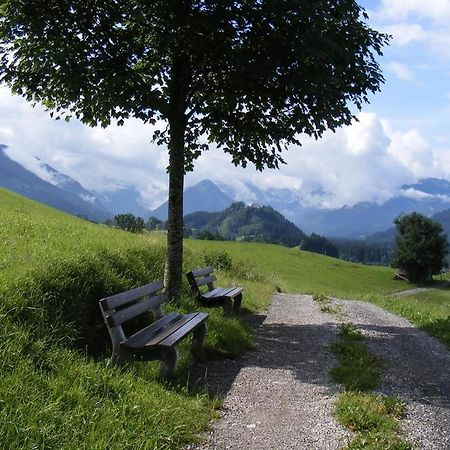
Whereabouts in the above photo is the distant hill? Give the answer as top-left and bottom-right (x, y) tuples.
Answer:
(430, 208), (450, 238)
(0, 145), (111, 222)
(366, 204), (450, 245)
(228, 178), (450, 238)
(151, 179), (233, 220)
(184, 201), (306, 247)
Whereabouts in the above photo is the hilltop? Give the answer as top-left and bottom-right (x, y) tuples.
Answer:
(184, 201), (307, 247)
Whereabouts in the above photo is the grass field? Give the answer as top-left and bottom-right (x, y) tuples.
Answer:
(185, 238), (426, 298)
(1, 188), (449, 448)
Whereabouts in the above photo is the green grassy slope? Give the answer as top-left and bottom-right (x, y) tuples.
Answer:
(1, 188), (449, 448)
(185, 239), (411, 298)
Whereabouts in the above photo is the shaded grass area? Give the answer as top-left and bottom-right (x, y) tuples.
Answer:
(330, 323), (412, 450)
(330, 323), (383, 392)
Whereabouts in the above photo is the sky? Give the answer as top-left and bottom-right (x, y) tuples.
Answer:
(1, 0), (450, 211)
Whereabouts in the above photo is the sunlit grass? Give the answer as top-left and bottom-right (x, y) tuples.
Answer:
(1, 187), (449, 448)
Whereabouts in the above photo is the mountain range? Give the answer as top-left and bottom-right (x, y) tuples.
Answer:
(216, 178), (450, 238)
(0, 146), (110, 222)
(3, 144), (450, 239)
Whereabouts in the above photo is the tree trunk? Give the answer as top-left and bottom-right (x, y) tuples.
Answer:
(163, 0), (191, 301)
(164, 115), (186, 301)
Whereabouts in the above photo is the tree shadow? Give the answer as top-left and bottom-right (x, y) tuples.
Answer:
(189, 316), (450, 411)
(354, 322), (450, 409)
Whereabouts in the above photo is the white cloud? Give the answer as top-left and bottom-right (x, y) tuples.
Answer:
(382, 23), (426, 47)
(3, 85), (450, 211)
(386, 61), (414, 81)
(371, 1), (450, 58)
(377, 0), (450, 23)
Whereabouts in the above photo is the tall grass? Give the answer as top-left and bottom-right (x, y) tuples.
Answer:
(0, 190), (270, 448)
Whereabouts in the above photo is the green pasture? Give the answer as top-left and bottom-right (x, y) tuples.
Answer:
(1, 188), (449, 449)
(185, 238), (417, 298)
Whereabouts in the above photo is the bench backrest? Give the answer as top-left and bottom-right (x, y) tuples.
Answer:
(99, 281), (167, 340)
(186, 267), (216, 297)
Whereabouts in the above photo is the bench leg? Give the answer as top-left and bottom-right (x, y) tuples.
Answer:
(159, 347), (179, 379)
(233, 293), (242, 315)
(222, 297), (233, 315)
(111, 347), (132, 367)
(191, 322), (207, 358)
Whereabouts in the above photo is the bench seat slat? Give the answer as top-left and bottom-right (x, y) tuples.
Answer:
(107, 293), (168, 327)
(122, 312), (208, 351)
(158, 312), (209, 348)
(120, 312), (181, 350)
(222, 287), (243, 297)
(202, 287), (232, 299)
(202, 287), (242, 299)
(189, 267), (214, 278)
(100, 280), (164, 310)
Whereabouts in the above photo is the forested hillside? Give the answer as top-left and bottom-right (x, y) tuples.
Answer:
(184, 202), (307, 247)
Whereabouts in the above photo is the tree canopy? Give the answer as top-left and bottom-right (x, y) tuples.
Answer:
(391, 213), (448, 282)
(301, 233), (339, 258)
(0, 0), (389, 298)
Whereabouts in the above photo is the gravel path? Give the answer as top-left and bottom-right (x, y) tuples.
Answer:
(192, 294), (450, 450)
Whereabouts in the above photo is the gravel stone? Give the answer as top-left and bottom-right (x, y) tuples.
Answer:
(191, 294), (450, 450)
(194, 294), (350, 449)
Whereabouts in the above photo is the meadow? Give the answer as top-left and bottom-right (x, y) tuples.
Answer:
(1, 188), (449, 449)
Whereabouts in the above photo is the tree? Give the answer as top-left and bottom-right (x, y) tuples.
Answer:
(0, 1), (389, 300)
(391, 213), (448, 282)
(301, 233), (339, 258)
(112, 213), (145, 233)
(146, 216), (166, 231)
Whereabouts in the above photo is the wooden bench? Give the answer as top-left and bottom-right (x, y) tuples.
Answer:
(186, 266), (243, 314)
(394, 271), (409, 282)
(99, 280), (208, 379)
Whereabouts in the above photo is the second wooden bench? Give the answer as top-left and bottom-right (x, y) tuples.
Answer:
(186, 266), (243, 314)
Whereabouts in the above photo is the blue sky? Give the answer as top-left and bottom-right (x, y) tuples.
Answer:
(1, 0), (450, 210)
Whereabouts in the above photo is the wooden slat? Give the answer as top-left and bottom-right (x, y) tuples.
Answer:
(141, 313), (198, 348)
(202, 287), (242, 299)
(123, 312), (207, 350)
(202, 287), (232, 299)
(158, 312), (208, 348)
(100, 280), (164, 310)
(121, 312), (182, 350)
(223, 287), (243, 298)
(190, 267), (214, 278)
(107, 293), (168, 327)
(195, 275), (216, 288)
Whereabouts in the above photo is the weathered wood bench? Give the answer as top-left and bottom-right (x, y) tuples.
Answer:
(186, 266), (243, 314)
(394, 271), (409, 282)
(99, 280), (208, 378)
